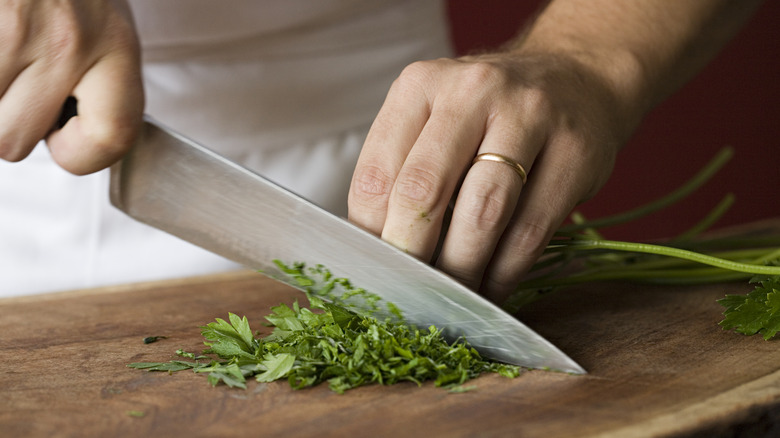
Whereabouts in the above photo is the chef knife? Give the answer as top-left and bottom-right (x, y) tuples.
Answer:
(109, 117), (586, 374)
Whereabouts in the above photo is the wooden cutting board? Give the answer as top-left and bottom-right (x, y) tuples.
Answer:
(2, 222), (780, 437)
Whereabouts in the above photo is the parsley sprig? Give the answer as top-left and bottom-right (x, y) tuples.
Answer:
(719, 270), (780, 340)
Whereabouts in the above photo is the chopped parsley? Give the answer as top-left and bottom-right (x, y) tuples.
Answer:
(128, 262), (522, 393)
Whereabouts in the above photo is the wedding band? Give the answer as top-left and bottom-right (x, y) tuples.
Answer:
(472, 153), (528, 185)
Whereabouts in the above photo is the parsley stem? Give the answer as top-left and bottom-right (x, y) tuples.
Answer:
(554, 239), (780, 275)
(518, 267), (751, 290)
(671, 193), (735, 241)
(559, 146), (733, 233)
(672, 235), (780, 251)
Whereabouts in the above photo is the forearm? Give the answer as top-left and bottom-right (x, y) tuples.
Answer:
(510, 0), (764, 122)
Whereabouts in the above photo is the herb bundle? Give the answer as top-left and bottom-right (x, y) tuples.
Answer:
(505, 147), (780, 339)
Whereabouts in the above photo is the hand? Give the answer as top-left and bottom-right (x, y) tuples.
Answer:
(348, 52), (638, 303)
(0, 1), (144, 175)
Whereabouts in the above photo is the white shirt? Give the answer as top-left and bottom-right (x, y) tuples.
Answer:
(0, 1), (452, 297)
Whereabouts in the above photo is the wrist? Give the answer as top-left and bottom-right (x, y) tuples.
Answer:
(509, 37), (653, 132)
(504, 0), (764, 129)
(493, 38), (650, 145)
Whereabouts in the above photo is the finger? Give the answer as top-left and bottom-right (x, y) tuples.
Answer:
(480, 139), (592, 304)
(435, 115), (544, 290)
(380, 100), (486, 261)
(0, 50), (26, 98)
(0, 4), (33, 94)
(0, 60), (73, 162)
(348, 66), (432, 235)
(47, 48), (144, 175)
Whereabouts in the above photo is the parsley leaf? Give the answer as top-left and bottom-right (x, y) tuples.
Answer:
(197, 362), (247, 389)
(201, 313), (260, 359)
(255, 353), (296, 382)
(719, 274), (780, 340)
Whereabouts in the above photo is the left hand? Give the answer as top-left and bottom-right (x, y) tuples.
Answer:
(348, 52), (635, 303)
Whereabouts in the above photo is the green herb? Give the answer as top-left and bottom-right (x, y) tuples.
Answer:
(129, 147), (779, 395)
(129, 265), (521, 393)
(126, 410), (145, 418)
(128, 361), (197, 373)
(504, 147), (780, 340)
(175, 349), (208, 360)
(448, 385), (477, 393)
(718, 272), (780, 340)
(142, 336), (167, 344)
(272, 260), (389, 317)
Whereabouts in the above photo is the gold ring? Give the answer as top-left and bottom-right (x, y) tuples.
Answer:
(472, 153), (528, 185)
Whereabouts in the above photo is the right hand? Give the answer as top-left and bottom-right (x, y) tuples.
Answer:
(0, 1), (144, 175)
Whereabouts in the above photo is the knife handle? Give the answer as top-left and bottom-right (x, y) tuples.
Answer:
(56, 96), (79, 130)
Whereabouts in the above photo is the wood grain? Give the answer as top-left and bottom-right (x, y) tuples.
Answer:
(2, 237), (780, 437)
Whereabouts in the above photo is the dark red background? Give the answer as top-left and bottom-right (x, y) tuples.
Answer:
(446, 1), (779, 240)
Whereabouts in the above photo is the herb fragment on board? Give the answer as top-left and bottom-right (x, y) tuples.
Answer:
(143, 336), (167, 344)
(718, 272), (780, 340)
(448, 385), (477, 393)
(128, 263), (522, 393)
(176, 349), (208, 360)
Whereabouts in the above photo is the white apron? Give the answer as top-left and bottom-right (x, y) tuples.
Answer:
(0, 0), (452, 297)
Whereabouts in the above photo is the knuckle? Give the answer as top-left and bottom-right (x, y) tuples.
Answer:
(391, 58), (453, 93)
(390, 61), (436, 94)
(483, 214), (553, 294)
(26, 4), (139, 64)
(349, 164), (394, 207)
(399, 60), (430, 77)
(461, 61), (505, 88)
(508, 209), (557, 259)
(393, 165), (443, 212)
(521, 86), (555, 115)
(45, 9), (88, 58)
(398, 60), (437, 81)
(553, 134), (588, 168)
(458, 181), (514, 233)
(443, 264), (482, 290)
(484, 275), (521, 298)
(451, 61), (516, 110)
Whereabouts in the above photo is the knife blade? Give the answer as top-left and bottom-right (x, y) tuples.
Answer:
(109, 117), (585, 374)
